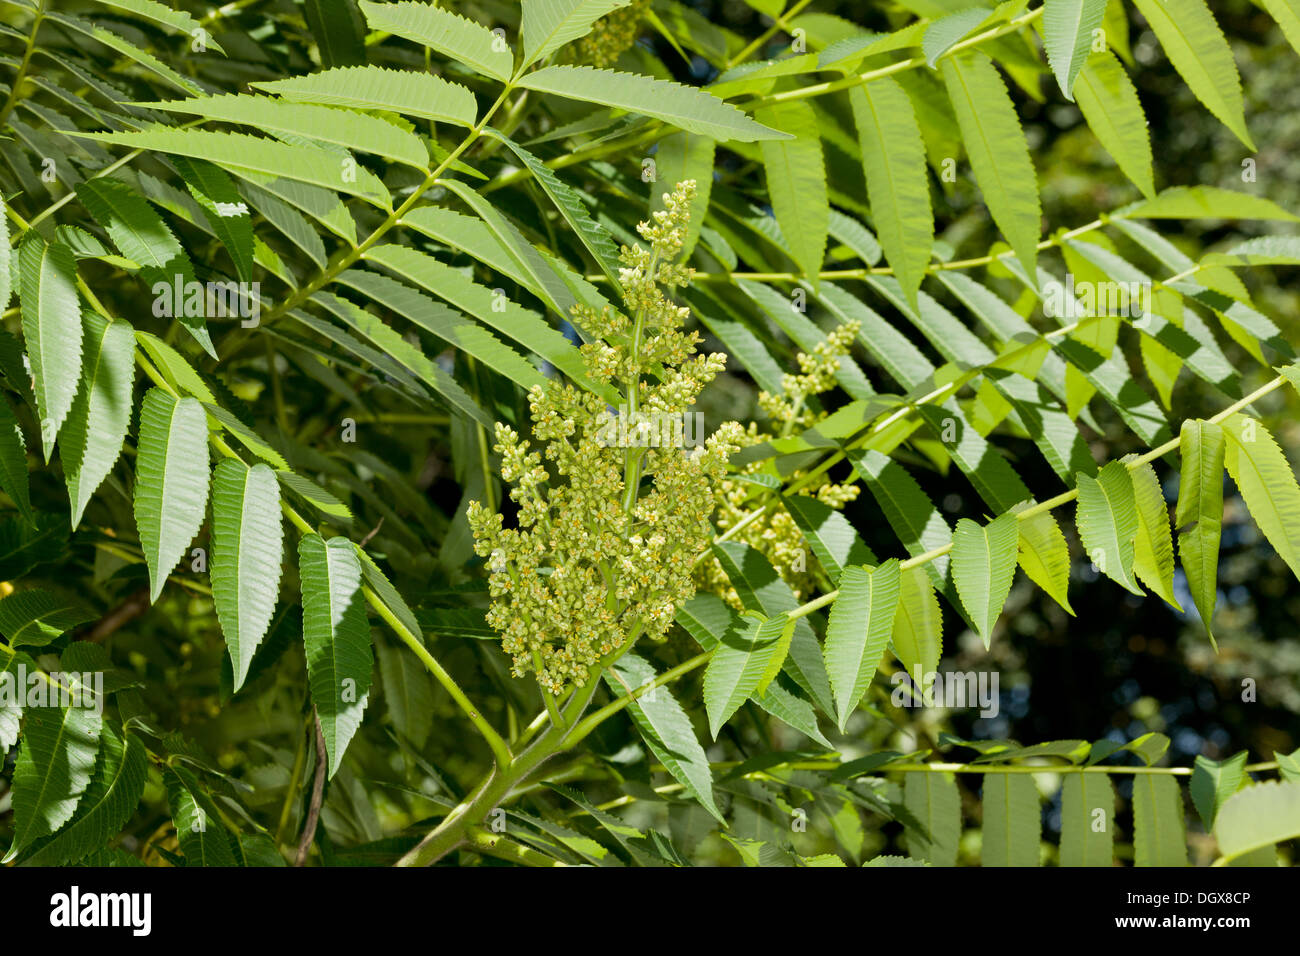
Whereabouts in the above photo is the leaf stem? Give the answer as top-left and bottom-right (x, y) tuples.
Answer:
(725, 0), (816, 69)
(364, 585), (513, 769)
(396, 671), (607, 865)
(584, 216), (1110, 283)
(752, 5), (1046, 107)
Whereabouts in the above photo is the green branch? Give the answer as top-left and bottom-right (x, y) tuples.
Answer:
(751, 5), (1046, 108)
(464, 826), (569, 867)
(585, 216), (1112, 284)
(725, 0), (816, 69)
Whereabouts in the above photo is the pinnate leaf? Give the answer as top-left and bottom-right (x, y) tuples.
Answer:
(299, 534), (373, 777)
(211, 460), (284, 692)
(951, 512), (1019, 648)
(133, 389), (211, 604)
(824, 560), (901, 730)
(1075, 460), (1143, 595)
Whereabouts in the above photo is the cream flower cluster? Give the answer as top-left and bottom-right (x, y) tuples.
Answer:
(697, 319), (863, 608)
(756, 320), (861, 431)
(468, 181), (742, 695)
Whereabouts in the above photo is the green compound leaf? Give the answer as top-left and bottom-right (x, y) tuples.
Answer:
(517, 65), (788, 142)
(1074, 50), (1155, 198)
(73, 178), (215, 357)
(1258, 0), (1300, 58)
(1075, 460), (1143, 595)
(849, 78), (932, 310)
(76, 129), (392, 209)
(0, 649), (29, 753)
(252, 66), (477, 129)
(782, 494), (877, 585)
(0, 512), (68, 581)
(1117, 185), (1297, 222)
(951, 512), (1019, 649)
(1190, 751), (1248, 829)
(133, 389), (211, 604)
(299, 534), (373, 777)
(1127, 457), (1181, 610)
(362, 244), (600, 399)
(0, 588), (95, 648)
(3, 678), (103, 862)
(483, 130), (623, 287)
(149, 94), (431, 169)
(75, 177), (187, 274)
(522, 0), (632, 67)
(605, 653), (723, 823)
(1214, 781), (1300, 863)
(650, 132), (714, 259)
(703, 611), (787, 738)
(678, 595), (833, 749)
(304, 0), (367, 67)
(1222, 413), (1300, 583)
(96, 0), (227, 54)
(1132, 773), (1188, 866)
(1059, 773), (1115, 866)
(904, 771), (961, 866)
(358, 0), (513, 81)
(1276, 746), (1300, 784)
(824, 560), (901, 731)
(211, 460), (284, 693)
(711, 540), (835, 717)
(172, 158), (256, 284)
(0, 394), (33, 525)
(1042, 0), (1109, 100)
(850, 448), (953, 585)
(60, 312), (135, 528)
(755, 99), (828, 287)
(356, 549), (421, 643)
(375, 641), (434, 750)
(1013, 505), (1073, 614)
(1175, 419), (1225, 644)
(922, 7), (990, 69)
(17, 235), (82, 462)
(981, 774), (1040, 866)
(940, 51), (1041, 280)
(890, 563), (943, 679)
(46, 12), (198, 95)
(1129, 0), (1253, 149)
(277, 470), (353, 522)
(164, 764), (237, 867)
(19, 724), (146, 867)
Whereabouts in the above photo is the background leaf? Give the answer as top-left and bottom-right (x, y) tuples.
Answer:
(211, 460), (284, 692)
(133, 389), (211, 603)
(300, 534), (373, 777)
